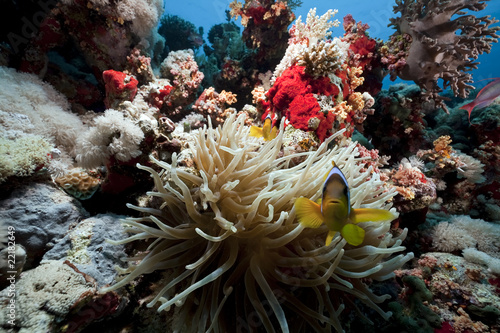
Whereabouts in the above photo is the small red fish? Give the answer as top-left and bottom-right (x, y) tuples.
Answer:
(460, 77), (500, 122)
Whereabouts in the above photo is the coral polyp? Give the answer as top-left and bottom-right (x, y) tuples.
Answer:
(102, 113), (412, 332)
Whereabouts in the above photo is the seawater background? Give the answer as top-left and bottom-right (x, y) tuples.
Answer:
(163, 0), (500, 90)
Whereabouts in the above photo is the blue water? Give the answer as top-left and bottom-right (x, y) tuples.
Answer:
(164, 0), (500, 90)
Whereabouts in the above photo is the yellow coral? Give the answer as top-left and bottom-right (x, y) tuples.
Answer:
(348, 65), (364, 90)
(347, 91), (365, 111)
(332, 101), (352, 121)
(433, 135), (453, 159)
(396, 186), (416, 200)
(228, 1), (243, 19)
(219, 90), (237, 105)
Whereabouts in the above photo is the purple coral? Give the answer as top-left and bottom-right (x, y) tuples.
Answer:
(387, 0), (500, 111)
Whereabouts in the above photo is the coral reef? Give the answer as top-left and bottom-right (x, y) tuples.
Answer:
(191, 87), (238, 125)
(102, 113), (412, 332)
(0, 134), (53, 183)
(364, 84), (429, 163)
(386, 0), (500, 111)
(75, 109), (145, 169)
(1, 0), (499, 332)
(394, 252), (500, 332)
(229, 0), (295, 67)
(159, 49), (204, 117)
(386, 156), (437, 214)
(0, 182), (88, 268)
(431, 215), (500, 258)
(262, 9), (378, 143)
(0, 66), (86, 158)
(342, 14), (383, 96)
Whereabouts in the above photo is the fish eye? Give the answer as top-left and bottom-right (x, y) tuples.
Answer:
(343, 187), (348, 196)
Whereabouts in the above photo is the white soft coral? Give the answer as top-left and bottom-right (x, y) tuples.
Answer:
(75, 110), (144, 168)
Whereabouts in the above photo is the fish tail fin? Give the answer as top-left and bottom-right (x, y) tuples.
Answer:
(249, 126), (263, 138)
(341, 224), (365, 246)
(294, 197), (324, 228)
(325, 230), (337, 246)
(459, 102), (475, 123)
(350, 208), (397, 224)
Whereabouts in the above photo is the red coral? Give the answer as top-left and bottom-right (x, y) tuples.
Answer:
(246, 5), (267, 25)
(316, 110), (336, 142)
(149, 84), (173, 110)
(434, 321), (454, 333)
(342, 14), (382, 96)
(350, 35), (376, 68)
(267, 65), (311, 111)
(335, 69), (351, 98)
(286, 94), (320, 131)
(102, 70), (138, 109)
(267, 65), (341, 142)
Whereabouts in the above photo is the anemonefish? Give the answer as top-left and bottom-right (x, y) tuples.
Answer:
(249, 113), (278, 141)
(294, 162), (397, 246)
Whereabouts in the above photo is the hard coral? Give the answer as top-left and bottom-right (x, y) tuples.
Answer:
(387, 0), (500, 111)
(103, 113), (412, 332)
(54, 168), (102, 200)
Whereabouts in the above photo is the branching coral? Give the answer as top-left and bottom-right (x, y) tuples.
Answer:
(273, 8), (345, 80)
(387, 0), (500, 111)
(103, 113), (412, 332)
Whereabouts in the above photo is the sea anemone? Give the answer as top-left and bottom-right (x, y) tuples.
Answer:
(102, 113), (412, 332)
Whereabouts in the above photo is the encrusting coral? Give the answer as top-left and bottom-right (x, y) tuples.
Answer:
(103, 112), (413, 332)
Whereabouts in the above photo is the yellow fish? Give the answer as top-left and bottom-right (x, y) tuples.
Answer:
(249, 113), (277, 141)
(294, 162), (396, 246)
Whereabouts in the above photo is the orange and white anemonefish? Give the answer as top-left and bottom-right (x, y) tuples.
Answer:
(294, 162), (397, 246)
(249, 113), (278, 141)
